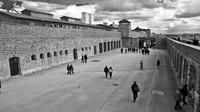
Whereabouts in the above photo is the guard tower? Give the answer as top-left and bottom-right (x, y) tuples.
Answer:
(118, 19), (131, 37)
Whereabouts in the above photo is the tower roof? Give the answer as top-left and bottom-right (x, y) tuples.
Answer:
(119, 19), (131, 23)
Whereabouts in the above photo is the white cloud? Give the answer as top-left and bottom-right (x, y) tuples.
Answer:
(175, 0), (200, 18)
(3, 0), (200, 33)
(52, 5), (96, 19)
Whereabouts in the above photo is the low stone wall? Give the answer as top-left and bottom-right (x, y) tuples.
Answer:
(167, 38), (200, 112)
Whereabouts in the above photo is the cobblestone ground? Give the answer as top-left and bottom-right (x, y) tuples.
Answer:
(0, 49), (187, 112)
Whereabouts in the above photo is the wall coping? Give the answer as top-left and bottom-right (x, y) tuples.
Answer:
(168, 38), (200, 50)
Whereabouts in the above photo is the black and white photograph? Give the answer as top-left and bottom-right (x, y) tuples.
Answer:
(0, 0), (199, 112)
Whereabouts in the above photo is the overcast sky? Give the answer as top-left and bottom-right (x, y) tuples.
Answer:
(2, 0), (200, 34)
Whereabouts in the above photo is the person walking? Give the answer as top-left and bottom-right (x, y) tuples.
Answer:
(180, 84), (188, 104)
(84, 54), (88, 63)
(67, 64), (70, 74)
(70, 64), (74, 75)
(81, 55), (84, 63)
(121, 48), (123, 53)
(109, 66), (113, 79)
(140, 60), (143, 70)
(131, 81), (140, 102)
(157, 59), (160, 68)
(0, 78), (2, 93)
(174, 89), (182, 110)
(104, 66), (109, 78)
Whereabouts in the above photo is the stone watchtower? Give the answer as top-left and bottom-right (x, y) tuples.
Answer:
(118, 19), (131, 37)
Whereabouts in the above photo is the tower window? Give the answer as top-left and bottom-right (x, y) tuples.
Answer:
(31, 55), (36, 61)
(40, 53), (44, 59)
(65, 50), (68, 55)
(47, 52), (51, 58)
(54, 51), (58, 57)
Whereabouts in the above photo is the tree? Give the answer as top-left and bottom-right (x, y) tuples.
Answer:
(0, 0), (22, 13)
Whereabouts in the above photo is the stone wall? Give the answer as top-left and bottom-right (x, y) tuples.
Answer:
(130, 31), (147, 38)
(0, 22), (121, 79)
(167, 38), (200, 112)
(121, 37), (138, 48)
(155, 37), (167, 49)
(121, 31), (147, 48)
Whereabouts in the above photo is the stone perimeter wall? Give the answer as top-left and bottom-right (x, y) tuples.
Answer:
(167, 38), (200, 112)
(0, 22), (121, 79)
(130, 31), (146, 38)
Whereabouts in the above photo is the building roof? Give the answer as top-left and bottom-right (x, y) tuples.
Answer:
(60, 16), (81, 20)
(133, 27), (149, 32)
(0, 10), (105, 29)
(97, 24), (118, 29)
(119, 19), (131, 23)
(21, 9), (53, 16)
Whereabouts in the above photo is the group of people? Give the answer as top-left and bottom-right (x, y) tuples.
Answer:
(121, 47), (150, 55)
(67, 64), (74, 75)
(174, 84), (189, 110)
(81, 54), (88, 63)
(104, 66), (113, 79)
(141, 48), (150, 55)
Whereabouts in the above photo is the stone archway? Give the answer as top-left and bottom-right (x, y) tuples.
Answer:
(183, 59), (188, 84)
(176, 53), (180, 72)
(173, 51), (177, 68)
(188, 65), (197, 91)
(179, 55), (183, 81)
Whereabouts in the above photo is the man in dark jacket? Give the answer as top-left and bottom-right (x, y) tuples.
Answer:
(104, 66), (109, 78)
(71, 64), (74, 74)
(131, 81), (140, 102)
(67, 64), (70, 74)
(157, 59), (160, 68)
(0, 78), (1, 93)
(180, 84), (188, 104)
(175, 89), (182, 110)
(84, 54), (88, 63)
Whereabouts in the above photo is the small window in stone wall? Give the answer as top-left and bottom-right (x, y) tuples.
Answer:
(47, 52), (51, 58)
(60, 51), (63, 55)
(82, 48), (84, 51)
(40, 53), (44, 59)
(65, 50), (68, 55)
(89, 46), (91, 50)
(85, 47), (87, 51)
(54, 51), (58, 57)
(31, 55), (36, 61)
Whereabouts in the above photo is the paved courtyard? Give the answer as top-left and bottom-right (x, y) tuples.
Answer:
(0, 49), (183, 112)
